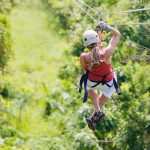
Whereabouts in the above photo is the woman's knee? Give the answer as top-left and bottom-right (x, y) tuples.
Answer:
(88, 89), (97, 96)
(99, 93), (108, 101)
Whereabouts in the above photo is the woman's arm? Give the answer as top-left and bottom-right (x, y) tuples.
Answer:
(80, 53), (87, 71)
(96, 21), (121, 59)
(104, 27), (121, 59)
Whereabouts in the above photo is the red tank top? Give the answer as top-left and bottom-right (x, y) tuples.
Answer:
(84, 51), (114, 82)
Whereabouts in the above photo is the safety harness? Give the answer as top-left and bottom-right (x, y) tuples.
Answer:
(79, 23), (121, 102)
(79, 71), (121, 103)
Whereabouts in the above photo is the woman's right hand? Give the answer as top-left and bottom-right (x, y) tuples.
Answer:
(96, 20), (111, 33)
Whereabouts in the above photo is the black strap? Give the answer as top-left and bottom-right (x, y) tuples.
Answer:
(90, 80), (113, 88)
(83, 72), (88, 102)
(90, 71), (112, 88)
(91, 78), (121, 95)
(79, 71), (89, 103)
(79, 71), (112, 102)
(113, 78), (121, 95)
(79, 74), (85, 93)
(78, 71), (121, 103)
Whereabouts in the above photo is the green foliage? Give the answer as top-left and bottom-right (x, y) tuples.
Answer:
(71, 40), (85, 57)
(0, 0), (13, 13)
(0, 14), (12, 70)
(47, 0), (75, 35)
(0, 125), (17, 138)
(58, 56), (82, 83)
(50, 0), (150, 149)
(0, 13), (12, 112)
(0, 0), (150, 149)
(74, 131), (102, 150)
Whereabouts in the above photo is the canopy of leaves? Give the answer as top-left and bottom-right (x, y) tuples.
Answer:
(0, 0), (150, 149)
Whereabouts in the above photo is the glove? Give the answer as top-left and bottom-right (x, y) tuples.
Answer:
(96, 20), (111, 33)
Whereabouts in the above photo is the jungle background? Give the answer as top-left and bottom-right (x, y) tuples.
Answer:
(0, 0), (150, 149)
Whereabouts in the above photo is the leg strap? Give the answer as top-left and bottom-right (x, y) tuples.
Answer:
(78, 72), (89, 103)
(113, 78), (121, 95)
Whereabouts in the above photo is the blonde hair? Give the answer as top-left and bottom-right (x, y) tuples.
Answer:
(88, 47), (100, 71)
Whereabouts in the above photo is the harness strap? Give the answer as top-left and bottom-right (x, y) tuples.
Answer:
(79, 71), (112, 103)
(91, 81), (113, 88)
(89, 71), (112, 87)
(79, 74), (85, 93)
(79, 72), (121, 103)
(83, 72), (88, 102)
(79, 71), (89, 103)
(113, 78), (122, 95)
(91, 77), (121, 95)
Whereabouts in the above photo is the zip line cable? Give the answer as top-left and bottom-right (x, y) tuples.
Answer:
(76, 0), (150, 15)
(72, 0), (150, 26)
(72, 0), (150, 63)
(111, 22), (150, 26)
(72, 0), (97, 22)
(78, 0), (98, 15)
(101, 7), (150, 15)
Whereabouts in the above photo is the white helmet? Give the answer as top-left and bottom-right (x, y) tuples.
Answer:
(83, 30), (99, 47)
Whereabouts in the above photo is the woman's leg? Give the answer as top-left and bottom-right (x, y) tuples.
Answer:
(88, 90), (108, 113)
(90, 93), (108, 115)
(88, 89), (100, 112)
(87, 89), (102, 130)
(87, 88), (111, 130)
(98, 93), (108, 110)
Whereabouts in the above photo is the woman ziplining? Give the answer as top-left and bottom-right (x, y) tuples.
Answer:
(73, 0), (149, 131)
(79, 20), (121, 130)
